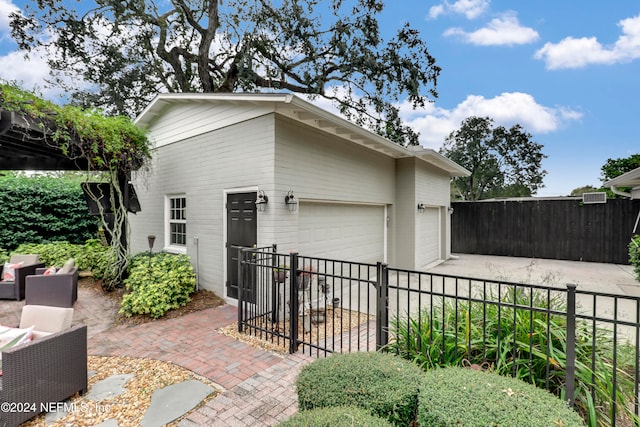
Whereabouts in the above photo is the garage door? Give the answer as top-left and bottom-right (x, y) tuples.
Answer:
(416, 207), (441, 267)
(298, 203), (385, 263)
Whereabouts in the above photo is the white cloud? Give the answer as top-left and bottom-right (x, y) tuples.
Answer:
(0, 0), (18, 40)
(428, 0), (489, 20)
(534, 14), (640, 69)
(444, 13), (539, 46)
(0, 50), (53, 90)
(399, 92), (582, 148)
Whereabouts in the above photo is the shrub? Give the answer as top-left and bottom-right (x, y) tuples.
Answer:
(119, 252), (196, 318)
(385, 288), (638, 426)
(630, 235), (640, 281)
(295, 352), (423, 426)
(13, 239), (110, 276)
(418, 367), (585, 427)
(0, 175), (98, 250)
(278, 406), (393, 427)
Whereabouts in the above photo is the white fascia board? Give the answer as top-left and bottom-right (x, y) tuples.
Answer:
(133, 92), (469, 176)
(412, 147), (471, 177)
(604, 166), (640, 188)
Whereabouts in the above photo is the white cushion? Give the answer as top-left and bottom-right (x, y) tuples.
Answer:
(20, 305), (73, 334)
(9, 254), (39, 265)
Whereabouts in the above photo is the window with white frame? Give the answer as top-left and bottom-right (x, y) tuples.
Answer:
(166, 195), (187, 249)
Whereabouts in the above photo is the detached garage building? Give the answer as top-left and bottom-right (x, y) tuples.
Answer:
(130, 93), (469, 302)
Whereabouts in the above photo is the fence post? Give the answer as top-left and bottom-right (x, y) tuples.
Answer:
(289, 252), (299, 354)
(237, 247), (244, 333)
(376, 262), (389, 351)
(565, 283), (577, 407)
(271, 244), (278, 324)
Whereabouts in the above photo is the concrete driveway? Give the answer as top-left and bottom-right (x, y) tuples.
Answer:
(427, 253), (639, 296)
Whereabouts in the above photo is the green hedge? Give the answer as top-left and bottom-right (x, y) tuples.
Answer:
(418, 367), (585, 427)
(119, 252), (196, 318)
(295, 352), (423, 426)
(13, 240), (110, 278)
(278, 406), (393, 427)
(0, 175), (97, 250)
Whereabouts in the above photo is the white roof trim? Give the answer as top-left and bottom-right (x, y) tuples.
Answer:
(604, 166), (640, 188)
(135, 93), (470, 177)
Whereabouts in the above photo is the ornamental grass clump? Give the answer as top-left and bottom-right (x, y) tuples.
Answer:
(120, 252), (196, 318)
(278, 406), (394, 427)
(295, 352), (423, 426)
(386, 287), (638, 426)
(418, 367), (585, 427)
(630, 235), (640, 281)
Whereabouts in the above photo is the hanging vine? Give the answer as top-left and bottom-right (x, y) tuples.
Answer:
(0, 81), (152, 290)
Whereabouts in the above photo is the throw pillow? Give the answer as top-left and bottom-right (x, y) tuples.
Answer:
(0, 325), (34, 353)
(43, 266), (57, 276)
(1, 262), (24, 282)
(0, 325), (34, 377)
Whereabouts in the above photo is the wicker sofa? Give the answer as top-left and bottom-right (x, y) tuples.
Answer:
(0, 306), (88, 427)
(0, 255), (45, 301)
(25, 267), (79, 308)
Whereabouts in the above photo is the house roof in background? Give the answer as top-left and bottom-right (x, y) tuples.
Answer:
(135, 93), (470, 177)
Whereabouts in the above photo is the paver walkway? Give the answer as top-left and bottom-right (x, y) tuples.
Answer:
(89, 304), (314, 426)
(0, 287), (314, 426)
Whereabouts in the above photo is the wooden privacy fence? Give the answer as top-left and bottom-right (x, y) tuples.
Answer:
(451, 198), (640, 264)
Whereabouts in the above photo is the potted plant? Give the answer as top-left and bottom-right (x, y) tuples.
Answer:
(273, 265), (288, 283)
(297, 265), (316, 290)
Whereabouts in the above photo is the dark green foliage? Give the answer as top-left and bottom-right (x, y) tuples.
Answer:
(13, 240), (110, 278)
(295, 352), (423, 426)
(440, 116), (547, 200)
(600, 154), (640, 198)
(120, 252), (196, 319)
(0, 175), (97, 251)
(278, 406), (393, 427)
(386, 288), (638, 425)
(418, 367), (585, 427)
(630, 235), (640, 281)
(11, 0), (439, 146)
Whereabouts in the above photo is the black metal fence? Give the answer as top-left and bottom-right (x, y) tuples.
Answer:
(238, 245), (640, 426)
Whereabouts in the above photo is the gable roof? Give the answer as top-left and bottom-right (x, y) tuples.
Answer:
(135, 93), (470, 177)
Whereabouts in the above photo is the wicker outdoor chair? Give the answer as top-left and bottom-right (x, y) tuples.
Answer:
(25, 266), (79, 308)
(0, 305), (88, 427)
(0, 255), (45, 301)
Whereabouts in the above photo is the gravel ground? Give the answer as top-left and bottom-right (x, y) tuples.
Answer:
(23, 356), (219, 427)
(219, 307), (374, 354)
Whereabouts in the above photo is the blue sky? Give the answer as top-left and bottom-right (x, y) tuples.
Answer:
(1, 0), (639, 196)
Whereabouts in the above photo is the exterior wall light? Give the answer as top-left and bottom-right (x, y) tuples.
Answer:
(285, 190), (298, 212)
(417, 203), (426, 213)
(255, 190), (268, 212)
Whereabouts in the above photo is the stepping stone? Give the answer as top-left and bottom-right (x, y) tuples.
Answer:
(95, 419), (119, 427)
(86, 374), (135, 401)
(141, 380), (215, 427)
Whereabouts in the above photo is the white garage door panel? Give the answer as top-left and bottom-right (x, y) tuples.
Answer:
(298, 203), (384, 263)
(416, 207), (440, 267)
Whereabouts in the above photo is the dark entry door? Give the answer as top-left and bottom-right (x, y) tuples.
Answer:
(226, 192), (257, 300)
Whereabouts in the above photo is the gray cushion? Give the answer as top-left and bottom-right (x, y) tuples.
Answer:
(57, 258), (75, 274)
